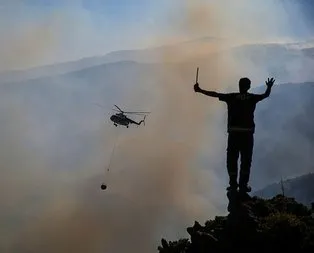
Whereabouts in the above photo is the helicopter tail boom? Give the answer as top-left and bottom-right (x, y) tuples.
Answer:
(131, 115), (147, 126)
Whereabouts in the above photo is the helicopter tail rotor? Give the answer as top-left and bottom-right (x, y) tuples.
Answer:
(138, 115), (147, 126)
(143, 115), (147, 126)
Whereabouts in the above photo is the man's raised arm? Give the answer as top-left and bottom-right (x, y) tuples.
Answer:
(194, 82), (222, 98)
(254, 77), (275, 102)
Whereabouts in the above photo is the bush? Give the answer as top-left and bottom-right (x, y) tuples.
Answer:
(157, 195), (314, 253)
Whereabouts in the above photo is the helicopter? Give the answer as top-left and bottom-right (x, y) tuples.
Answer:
(110, 105), (150, 128)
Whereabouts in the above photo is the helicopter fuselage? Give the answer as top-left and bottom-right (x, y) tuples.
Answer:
(110, 114), (130, 126)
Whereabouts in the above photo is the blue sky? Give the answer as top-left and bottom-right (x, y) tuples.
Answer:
(12, 0), (172, 25)
(0, 0), (313, 68)
(0, 0), (180, 65)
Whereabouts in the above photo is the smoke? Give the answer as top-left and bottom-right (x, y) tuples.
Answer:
(1, 0), (314, 253)
(0, 3), (69, 73)
(0, 21), (58, 72)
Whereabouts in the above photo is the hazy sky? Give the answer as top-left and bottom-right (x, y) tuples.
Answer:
(0, 0), (176, 62)
(0, 0), (313, 66)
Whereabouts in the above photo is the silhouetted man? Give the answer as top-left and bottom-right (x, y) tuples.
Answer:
(194, 77), (275, 192)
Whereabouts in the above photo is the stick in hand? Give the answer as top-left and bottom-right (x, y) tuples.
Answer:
(196, 67), (199, 83)
(194, 67), (200, 92)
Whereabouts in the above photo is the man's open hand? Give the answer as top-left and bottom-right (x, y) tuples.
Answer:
(194, 82), (201, 92)
(265, 78), (275, 87)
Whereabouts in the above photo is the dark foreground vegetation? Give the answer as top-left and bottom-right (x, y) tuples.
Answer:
(158, 195), (314, 253)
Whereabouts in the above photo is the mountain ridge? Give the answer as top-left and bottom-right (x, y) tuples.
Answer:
(2, 37), (314, 83)
(253, 173), (314, 206)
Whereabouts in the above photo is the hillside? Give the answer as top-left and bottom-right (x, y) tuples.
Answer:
(0, 60), (158, 169)
(254, 173), (314, 206)
(1, 38), (314, 190)
(0, 36), (222, 83)
(1, 49), (314, 189)
(157, 195), (314, 253)
(251, 82), (314, 189)
(2, 37), (314, 252)
(2, 37), (314, 83)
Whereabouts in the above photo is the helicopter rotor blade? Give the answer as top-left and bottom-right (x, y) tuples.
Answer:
(114, 105), (124, 113)
(124, 112), (150, 115)
(93, 102), (107, 109)
(124, 111), (151, 114)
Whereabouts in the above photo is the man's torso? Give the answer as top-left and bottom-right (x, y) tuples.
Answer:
(220, 93), (259, 133)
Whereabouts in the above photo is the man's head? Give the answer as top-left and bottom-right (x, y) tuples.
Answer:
(239, 77), (251, 93)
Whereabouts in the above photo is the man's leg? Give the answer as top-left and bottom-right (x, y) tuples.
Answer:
(226, 133), (239, 190)
(239, 133), (254, 192)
